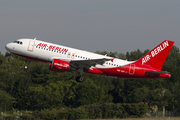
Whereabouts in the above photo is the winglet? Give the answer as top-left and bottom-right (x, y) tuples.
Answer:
(110, 58), (115, 62)
(135, 40), (174, 70)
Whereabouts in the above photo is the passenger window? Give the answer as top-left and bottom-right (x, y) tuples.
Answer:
(62, 52), (64, 54)
(54, 50), (56, 52)
(20, 42), (23, 45)
(17, 41), (20, 44)
(114, 64), (116, 66)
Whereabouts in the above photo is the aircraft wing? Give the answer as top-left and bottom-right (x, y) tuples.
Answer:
(70, 58), (110, 68)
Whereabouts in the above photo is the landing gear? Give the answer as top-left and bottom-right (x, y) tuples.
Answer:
(76, 76), (84, 82)
(24, 65), (28, 69)
(24, 59), (30, 69)
(76, 68), (84, 82)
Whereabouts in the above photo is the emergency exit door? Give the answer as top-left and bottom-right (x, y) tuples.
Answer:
(129, 64), (135, 75)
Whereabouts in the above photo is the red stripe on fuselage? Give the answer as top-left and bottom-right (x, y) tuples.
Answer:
(98, 66), (169, 78)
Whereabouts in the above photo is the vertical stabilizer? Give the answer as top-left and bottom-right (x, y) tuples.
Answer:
(135, 40), (174, 70)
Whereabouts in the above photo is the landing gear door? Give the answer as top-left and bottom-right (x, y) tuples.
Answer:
(129, 64), (135, 75)
(28, 41), (35, 52)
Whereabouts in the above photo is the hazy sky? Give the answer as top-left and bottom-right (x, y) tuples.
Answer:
(0, 0), (180, 55)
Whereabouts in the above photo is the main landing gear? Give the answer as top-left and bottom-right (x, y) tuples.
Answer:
(76, 76), (84, 82)
(76, 68), (84, 82)
(24, 59), (30, 69)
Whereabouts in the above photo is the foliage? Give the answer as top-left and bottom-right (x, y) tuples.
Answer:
(0, 90), (15, 112)
(0, 45), (180, 118)
(32, 103), (148, 119)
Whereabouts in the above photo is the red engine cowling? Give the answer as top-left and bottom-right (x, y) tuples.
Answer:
(49, 59), (70, 72)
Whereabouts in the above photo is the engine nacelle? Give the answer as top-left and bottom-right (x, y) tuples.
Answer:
(49, 59), (70, 72)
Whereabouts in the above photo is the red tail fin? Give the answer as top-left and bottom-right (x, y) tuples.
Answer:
(135, 40), (174, 70)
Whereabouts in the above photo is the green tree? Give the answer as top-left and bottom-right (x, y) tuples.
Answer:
(71, 78), (103, 107)
(0, 90), (15, 111)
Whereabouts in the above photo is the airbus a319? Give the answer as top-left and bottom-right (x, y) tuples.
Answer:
(5, 38), (174, 82)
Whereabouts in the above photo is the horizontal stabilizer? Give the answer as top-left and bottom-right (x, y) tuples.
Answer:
(145, 71), (169, 74)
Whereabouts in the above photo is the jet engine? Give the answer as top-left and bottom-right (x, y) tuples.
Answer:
(49, 59), (70, 72)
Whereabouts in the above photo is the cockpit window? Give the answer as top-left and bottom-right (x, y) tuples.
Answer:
(13, 41), (23, 45)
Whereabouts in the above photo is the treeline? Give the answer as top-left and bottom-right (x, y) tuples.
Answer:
(32, 103), (148, 119)
(0, 46), (180, 119)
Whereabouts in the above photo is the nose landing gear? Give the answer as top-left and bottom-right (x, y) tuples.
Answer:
(24, 59), (30, 69)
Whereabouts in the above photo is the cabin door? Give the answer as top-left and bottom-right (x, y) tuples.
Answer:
(28, 41), (35, 52)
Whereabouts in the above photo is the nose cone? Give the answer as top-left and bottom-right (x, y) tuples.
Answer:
(5, 43), (12, 52)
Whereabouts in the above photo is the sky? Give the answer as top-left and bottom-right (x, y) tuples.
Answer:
(0, 0), (180, 55)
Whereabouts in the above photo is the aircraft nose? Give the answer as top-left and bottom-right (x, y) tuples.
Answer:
(5, 43), (12, 51)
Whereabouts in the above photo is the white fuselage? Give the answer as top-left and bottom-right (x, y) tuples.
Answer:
(5, 38), (132, 69)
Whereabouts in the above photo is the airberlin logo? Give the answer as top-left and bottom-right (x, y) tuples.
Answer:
(54, 63), (68, 68)
(142, 41), (169, 65)
(36, 43), (68, 53)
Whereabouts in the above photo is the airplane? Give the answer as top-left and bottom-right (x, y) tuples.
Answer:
(5, 38), (174, 82)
